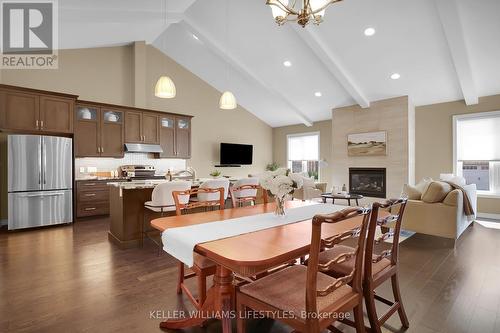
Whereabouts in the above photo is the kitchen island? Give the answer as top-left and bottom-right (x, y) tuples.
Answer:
(107, 180), (162, 249)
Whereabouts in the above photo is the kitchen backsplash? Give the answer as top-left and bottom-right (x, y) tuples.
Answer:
(75, 153), (186, 178)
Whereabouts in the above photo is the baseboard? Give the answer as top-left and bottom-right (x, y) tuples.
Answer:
(477, 212), (500, 220)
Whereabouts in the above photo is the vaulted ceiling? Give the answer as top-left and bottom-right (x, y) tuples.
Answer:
(59, 0), (500, 127)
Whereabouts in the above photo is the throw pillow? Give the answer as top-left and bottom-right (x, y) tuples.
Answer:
(415, 177), (433, 195)
(402, 184), (422, 200)
(421, 181), (453, 203)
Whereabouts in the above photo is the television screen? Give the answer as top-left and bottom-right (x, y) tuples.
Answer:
(220, 143), (253, 165)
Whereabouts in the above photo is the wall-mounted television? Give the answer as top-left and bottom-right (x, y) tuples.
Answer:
(220, 143), (253, 166)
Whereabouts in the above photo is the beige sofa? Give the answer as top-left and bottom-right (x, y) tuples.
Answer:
(399, 184), (477, 242)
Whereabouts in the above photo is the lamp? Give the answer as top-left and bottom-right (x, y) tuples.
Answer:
(219, 91), (237, 110)
(154, 76), (176, 98)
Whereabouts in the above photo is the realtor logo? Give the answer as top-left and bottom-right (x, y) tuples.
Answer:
(1, 0), (58, 68)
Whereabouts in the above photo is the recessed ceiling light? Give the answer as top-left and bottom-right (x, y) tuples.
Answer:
(364, 27), (376, 36)
(314, 92), (322, 97)
(283, 60), (292, 67)
(192, 34), (199, 40)
(390, 73), (401, 80)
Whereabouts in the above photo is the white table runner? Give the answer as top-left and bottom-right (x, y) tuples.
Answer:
(162, 203), (347, 266)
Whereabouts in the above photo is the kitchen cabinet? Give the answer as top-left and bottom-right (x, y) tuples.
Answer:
(175, 116), (191, 158)
(158, 115), (191, 159)
(159, 116), (175, 158)
(0, 90), (39, 131)
(124, 111), (142, 143)
(0, 85), (76, 134)
(39, 95), (74, 133)
(100, 108), (124, 157)
(76, 180), (110, 218)
(74, 103), (124, 158)
(125, 111), (159, 144)
(142, 113), (159, 144)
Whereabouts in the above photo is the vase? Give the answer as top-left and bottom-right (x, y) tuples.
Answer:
(275, 197), (286, 216)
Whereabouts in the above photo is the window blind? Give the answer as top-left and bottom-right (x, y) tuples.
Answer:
(456, 114), (500, 161)
(288, 134), (319, 161)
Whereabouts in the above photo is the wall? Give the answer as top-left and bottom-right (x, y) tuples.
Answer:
(272, 120), (332, 187)
(0, 134), (7, 221)
(415, 94), (500, 215)
(331, 96), (413, 199)
(0, 43), (273, 179)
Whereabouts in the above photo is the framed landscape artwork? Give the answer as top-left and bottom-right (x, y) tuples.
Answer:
(347, 131), (387, 156)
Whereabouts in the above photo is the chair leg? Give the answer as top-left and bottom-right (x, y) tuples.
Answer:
(197, 272), (207, 306)
(353, 299), (366, 333)
(236, 298), (247, 333)
(364, 287), (382, 333)
(391, 273), (410, 328)
(177, 262), (184, 294)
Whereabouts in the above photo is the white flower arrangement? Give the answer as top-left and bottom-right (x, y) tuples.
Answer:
(259, 168), (304, 200)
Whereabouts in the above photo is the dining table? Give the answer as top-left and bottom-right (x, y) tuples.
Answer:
(151, 200), (370, 333)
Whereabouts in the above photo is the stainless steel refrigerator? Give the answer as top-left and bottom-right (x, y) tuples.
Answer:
(8, 135), (73, 230)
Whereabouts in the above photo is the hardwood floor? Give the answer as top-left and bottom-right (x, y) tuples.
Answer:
(1, 218), (500, 333)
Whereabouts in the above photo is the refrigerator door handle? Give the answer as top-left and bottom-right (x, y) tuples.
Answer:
(43, 140), (47, 185)
(19, 192), (65, 198)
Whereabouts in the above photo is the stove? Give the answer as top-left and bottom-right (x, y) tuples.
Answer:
(119, 165), (163, 180)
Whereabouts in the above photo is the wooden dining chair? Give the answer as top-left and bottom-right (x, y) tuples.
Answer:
(171, 187), (225, 310)
(229, 179), (268, 208)
(316, 198), (409, 333)
(236, 207), (371, 333)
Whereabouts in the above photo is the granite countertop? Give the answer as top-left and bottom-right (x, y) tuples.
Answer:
(76, 177), (129, 181)
(106, 177), (244, 190)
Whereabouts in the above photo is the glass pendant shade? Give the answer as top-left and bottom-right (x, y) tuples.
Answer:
(219, 91), (237, 110)
(154, 76), (176, 98)
(270, 0), (289, 19)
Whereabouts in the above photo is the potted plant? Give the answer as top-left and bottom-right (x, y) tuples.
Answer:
(210, 170), (222, 178)
(266, 162), (280, 171)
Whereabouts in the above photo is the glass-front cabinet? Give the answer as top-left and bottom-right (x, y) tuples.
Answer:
(74, 104), (124, 158)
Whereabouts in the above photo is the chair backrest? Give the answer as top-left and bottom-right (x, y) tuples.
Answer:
(198, 178), (230, 201)
(150, 181), (192, 207)
(230, 177), (268, 207)
(172, 187), (225, 216)
(364, 198), (408, 278)
(306, 207), (371, 315)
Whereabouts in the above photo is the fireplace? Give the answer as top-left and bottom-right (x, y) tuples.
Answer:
(349, 168), (386, 198)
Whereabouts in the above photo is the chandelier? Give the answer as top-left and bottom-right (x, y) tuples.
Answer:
(266, 0), (342, 27)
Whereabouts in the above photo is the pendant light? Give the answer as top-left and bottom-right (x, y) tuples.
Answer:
(155, 0), (176, 99)
(155, 76), (176, 98)
(219, 0), (237, 110)
(219, 91), (237, 110)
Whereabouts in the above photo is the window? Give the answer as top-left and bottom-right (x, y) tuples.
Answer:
(454, 111), (500, 195)
(287, 133), (319, 179)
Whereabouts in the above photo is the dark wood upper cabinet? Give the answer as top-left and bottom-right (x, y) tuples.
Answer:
(159, 116), (175, 158)
(74, 104), (124, 158)
(142, 112), (159, 144)
(74, 105), (100, 157)
(0, 85), (76, 134)
(175, 116), (191, 159)
(40, 95), (74, 133)
(0, 90), (40, 131)
(100, 108), (124, 157)
(124, 111), (142, 143)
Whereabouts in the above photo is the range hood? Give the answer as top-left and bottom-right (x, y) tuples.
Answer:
(124, 143), (163, 153)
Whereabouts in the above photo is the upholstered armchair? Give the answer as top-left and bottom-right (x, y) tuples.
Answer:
(292, 176), (323, 201)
